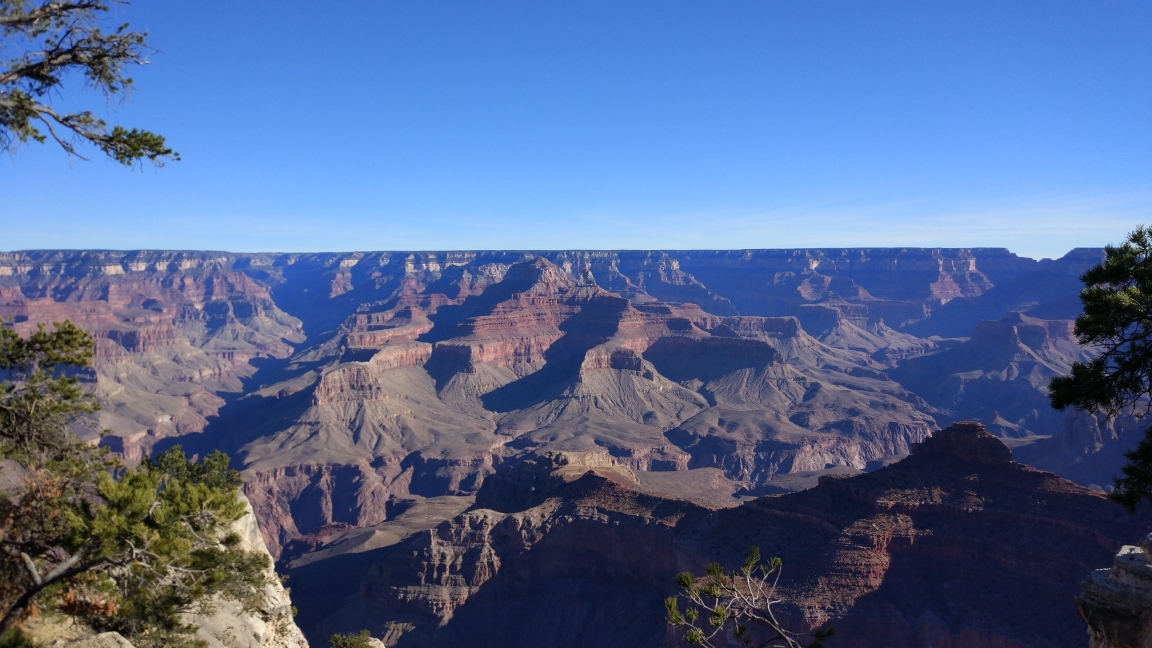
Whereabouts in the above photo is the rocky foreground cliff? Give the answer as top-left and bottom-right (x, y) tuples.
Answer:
(21, 496), (308, 648)
(1078, 533), (1152, 648)
(0, 248), (1131, 565)
(293, 423), (1149, 648)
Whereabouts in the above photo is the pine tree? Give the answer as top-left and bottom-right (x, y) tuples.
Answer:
(1050, 226), (1152, 511)
(0, 321), (269, 647)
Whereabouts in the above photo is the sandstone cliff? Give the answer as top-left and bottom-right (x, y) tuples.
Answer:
(186, 496), (310, 648)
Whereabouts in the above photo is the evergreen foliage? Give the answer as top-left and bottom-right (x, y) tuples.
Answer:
(0, 0), (177, 166)
(0, 628), (39, 648)
(666, 547), (834, 648)
(0, 320), (98, 461)
(329, 629), (376, 648)
(0, 320), (270, 647)
(1050, 226), (1152, 511)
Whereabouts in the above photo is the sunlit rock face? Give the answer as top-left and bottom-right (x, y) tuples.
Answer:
(187, 496), (310, 648)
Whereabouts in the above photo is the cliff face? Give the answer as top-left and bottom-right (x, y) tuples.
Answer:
(1, 248), (1121, 560)
(0, 251), (304, 463)
(187, 496), (310, 648)
(888, 312), (1097, 438)
(301, 423), (1147, 648)
(1078, 534), (1152, 648)
(1013, 410), (1145, 492)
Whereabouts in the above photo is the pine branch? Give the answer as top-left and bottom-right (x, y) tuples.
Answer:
(0, 0), (176, 165)
(0, 1), (106, 32)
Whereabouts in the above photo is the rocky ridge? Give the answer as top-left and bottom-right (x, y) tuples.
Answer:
(291, 422), (1146, 648)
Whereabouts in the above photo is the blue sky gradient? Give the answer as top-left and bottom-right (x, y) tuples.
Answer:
(3, 0), (1150, 258)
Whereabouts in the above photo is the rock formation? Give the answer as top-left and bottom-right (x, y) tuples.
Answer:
(234, 257), (936, 555)
(290, 422), (1147, 648)
(1077, 534), (1152, 648)
(1015, 409), (1146, 492)
(888, 312), (1096, 438)
(1, 247), (1126, 562)
(0, 250), (304, 463)
(186, 496), (310, 648)
(42, 632), (136, 648)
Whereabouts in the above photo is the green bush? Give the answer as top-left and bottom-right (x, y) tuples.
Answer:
(330, 629), (375, 648)
(0, 629), (41, 648)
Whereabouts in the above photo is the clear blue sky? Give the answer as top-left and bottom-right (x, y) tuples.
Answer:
(3, 0), (1150, 259)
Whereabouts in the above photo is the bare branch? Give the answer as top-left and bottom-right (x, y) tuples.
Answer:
(18, 551), (42, 586)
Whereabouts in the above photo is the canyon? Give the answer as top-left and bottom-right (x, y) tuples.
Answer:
(295, 422), (1150, 648)
(0, 247), (1139, 646)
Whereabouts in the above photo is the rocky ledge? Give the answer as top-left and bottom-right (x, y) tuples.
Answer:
(1078, 533), (1152, 648)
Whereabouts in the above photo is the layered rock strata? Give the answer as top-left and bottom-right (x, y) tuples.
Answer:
(0, 251), (304, 462)
(1, 248), (1124, 560)
(302, 423), (1147, 648)
(236, 258), (936, 555)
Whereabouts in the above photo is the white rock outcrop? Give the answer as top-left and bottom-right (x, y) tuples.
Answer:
(1078, 533), (1152, 648)
(58, 633), (135, 648)
(187, 496), (310, 648)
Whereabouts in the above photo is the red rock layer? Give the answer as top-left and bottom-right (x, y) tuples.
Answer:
(317, 424), (1147, 648)
(0, 251), (304, 460)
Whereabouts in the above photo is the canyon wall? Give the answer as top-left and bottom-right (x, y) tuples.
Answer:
(294, 423), (1148, 648)
(0, 248), (1121, 563)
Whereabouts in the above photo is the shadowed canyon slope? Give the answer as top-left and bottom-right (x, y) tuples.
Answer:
(292, 423), (1151, 648)
(0, 247), (1128, 561)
